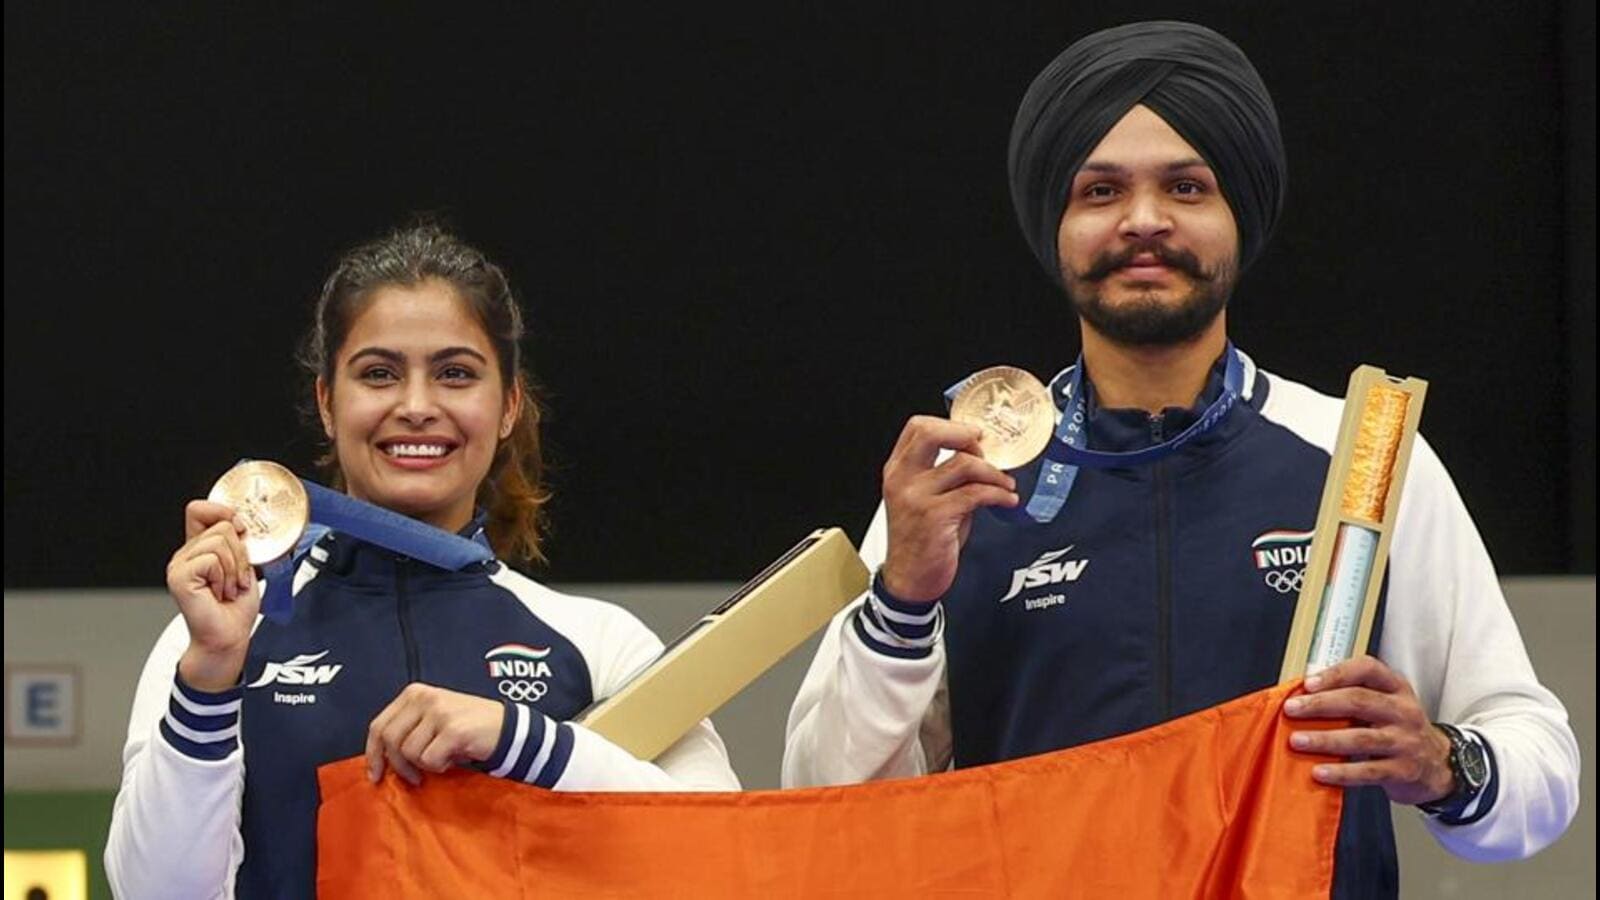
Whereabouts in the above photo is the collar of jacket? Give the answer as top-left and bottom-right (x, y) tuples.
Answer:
(1064, 346), (1267, 456)
(310, 509), (497, 580)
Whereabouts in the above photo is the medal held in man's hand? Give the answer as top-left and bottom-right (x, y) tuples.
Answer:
(207, 460), (310, 566)
(948, 366), (1055, 470)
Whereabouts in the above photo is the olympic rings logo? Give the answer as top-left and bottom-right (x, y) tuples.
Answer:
(1264, 568), (1305, 594)
(498, 680), (549, 702)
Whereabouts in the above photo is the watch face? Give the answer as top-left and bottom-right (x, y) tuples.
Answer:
(1459, 738), (1490, 788)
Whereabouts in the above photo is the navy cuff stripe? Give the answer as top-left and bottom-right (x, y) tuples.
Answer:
(159, 718), (237, 760)
(533, 724), (575, 789)
(852, 609), (933, 660)
(506, 707), (549, 782)
(166, 702), (238, 733)
(871, 575), (938, 618)
(173, 670), (243, 706)
(480, 701), (520, 773)
(162, 671), (240, 761)
(866, 601), (938, 640)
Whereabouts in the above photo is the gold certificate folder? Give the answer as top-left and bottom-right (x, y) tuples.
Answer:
(576, 527), (870, 761)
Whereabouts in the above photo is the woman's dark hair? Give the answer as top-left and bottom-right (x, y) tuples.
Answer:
(299, 222), (550, 564)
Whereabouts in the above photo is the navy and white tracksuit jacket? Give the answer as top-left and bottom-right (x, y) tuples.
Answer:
(107, 521), (739, 899)
(784, 351), (1578, 897)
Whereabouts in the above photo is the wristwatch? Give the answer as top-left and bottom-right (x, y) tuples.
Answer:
(1417, 723), (1489, 819)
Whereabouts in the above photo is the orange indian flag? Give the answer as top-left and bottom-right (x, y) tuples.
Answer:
(318, 681), (1342, 899)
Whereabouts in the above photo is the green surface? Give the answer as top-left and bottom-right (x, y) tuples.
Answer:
(4, 791), (114, 900)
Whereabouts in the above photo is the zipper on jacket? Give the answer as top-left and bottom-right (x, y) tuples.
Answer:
(1151, 414), (1174, 720)
(396, 558), (420, 682)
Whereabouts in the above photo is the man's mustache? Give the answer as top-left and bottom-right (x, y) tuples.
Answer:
(1080, 242), (1210, 283)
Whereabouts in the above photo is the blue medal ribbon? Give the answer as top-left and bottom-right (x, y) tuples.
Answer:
(255, 472), (495, 623)
(944, 343), (1248, 524)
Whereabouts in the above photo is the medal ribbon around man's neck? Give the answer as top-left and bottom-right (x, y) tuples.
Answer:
(943, 343), (1248, 524)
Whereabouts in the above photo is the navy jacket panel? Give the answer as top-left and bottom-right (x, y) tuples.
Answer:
(236, 528), (593, 899)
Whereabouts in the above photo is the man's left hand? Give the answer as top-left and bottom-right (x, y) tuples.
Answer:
(1284, 654), (1455, 806)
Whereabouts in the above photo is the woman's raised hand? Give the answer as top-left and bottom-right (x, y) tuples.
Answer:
(166, 499), (260, 691)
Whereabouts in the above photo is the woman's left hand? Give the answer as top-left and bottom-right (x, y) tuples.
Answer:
(365, 683), (504, 786)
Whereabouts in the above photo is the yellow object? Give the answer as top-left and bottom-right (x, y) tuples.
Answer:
(1340, 385), (1410, 521)
(3, 849), (87, 900)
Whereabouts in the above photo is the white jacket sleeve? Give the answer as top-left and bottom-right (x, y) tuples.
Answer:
(782, 504), (952, 787)
(1382, 437), (1581, 862)
(479, 604), (741, 792)
(105, 615), (247, 900)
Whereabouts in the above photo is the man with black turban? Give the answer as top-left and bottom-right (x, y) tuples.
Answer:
(784, 20), (1577, 896)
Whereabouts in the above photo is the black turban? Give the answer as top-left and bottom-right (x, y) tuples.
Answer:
(1007, 21), (1286, 284)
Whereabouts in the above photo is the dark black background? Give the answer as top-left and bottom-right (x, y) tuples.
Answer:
(5, 3), (1594, 586)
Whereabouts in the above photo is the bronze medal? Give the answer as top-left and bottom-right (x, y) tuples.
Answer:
(207, 460), (310, 565)
(948, 366), (1055, 470)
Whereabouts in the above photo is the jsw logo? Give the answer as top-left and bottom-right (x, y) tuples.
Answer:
(1001, 547), (1089, 602)
(247, 651), (344, 688)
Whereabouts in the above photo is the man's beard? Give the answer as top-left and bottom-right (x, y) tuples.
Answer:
(1061, 241), (1237, 347)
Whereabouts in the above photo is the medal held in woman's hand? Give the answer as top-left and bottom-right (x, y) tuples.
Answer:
(207, 460), (309, 566)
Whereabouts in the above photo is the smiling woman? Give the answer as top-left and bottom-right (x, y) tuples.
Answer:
(103, 223), (741, 900)
(302, 225), (547, 562)
(318, 288), (519, 531)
